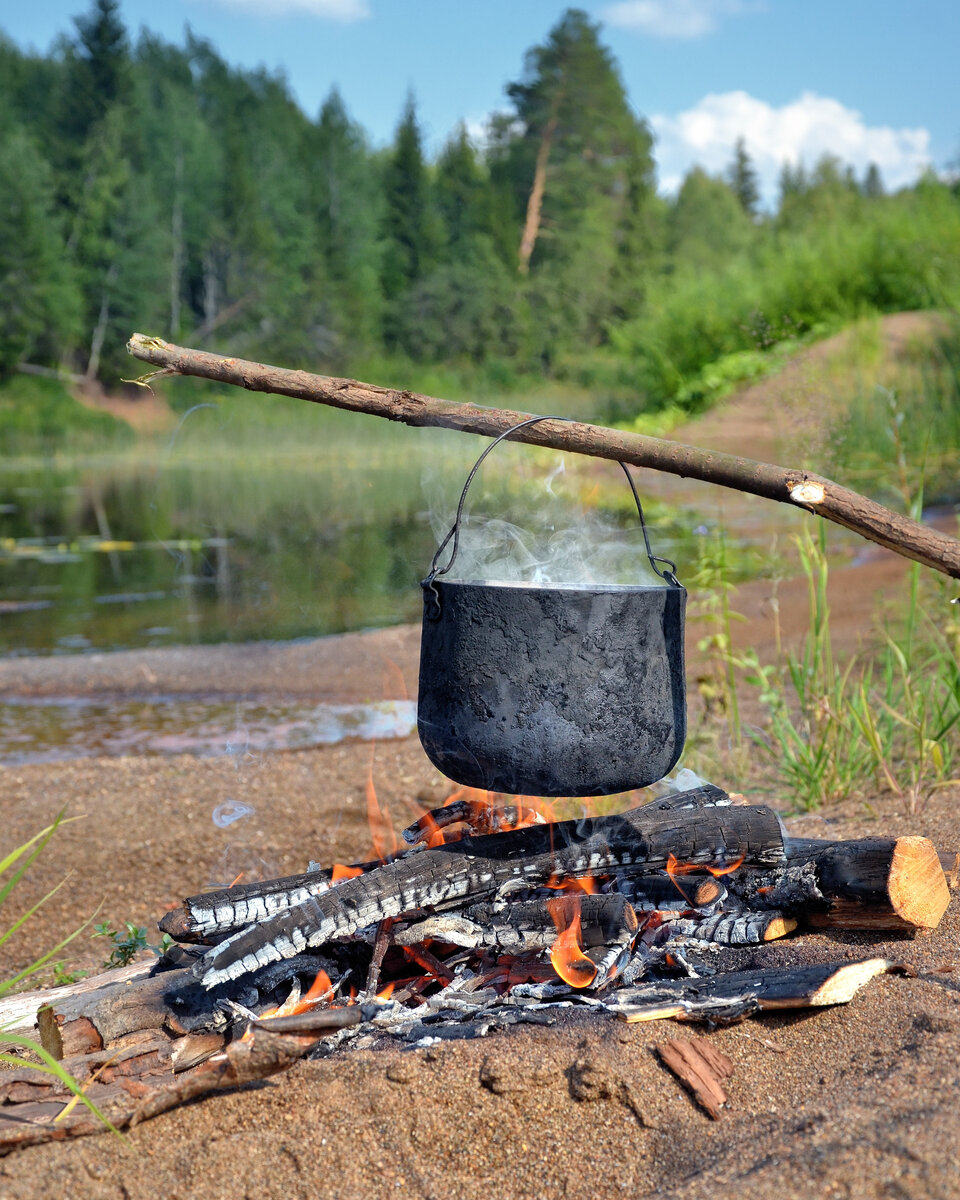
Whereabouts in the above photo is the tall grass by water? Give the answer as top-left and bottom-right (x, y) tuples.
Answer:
(686, 524), (960, 812)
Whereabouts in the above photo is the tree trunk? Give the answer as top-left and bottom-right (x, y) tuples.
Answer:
(518, 105), (560, 275)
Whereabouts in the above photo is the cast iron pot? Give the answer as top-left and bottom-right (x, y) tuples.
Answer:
(417, 416), (687, 797)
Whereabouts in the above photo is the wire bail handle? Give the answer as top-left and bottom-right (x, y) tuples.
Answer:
(423, 415), (680, 620)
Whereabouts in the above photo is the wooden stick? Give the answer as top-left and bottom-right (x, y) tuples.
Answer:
(657, 1037), (734, 1119)
(127, 333), (960, 579)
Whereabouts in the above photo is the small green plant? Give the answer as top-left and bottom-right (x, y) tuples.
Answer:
(93, 921), (173, 968)
(49, 960), (87, 986)
(93, 921), (149, 969)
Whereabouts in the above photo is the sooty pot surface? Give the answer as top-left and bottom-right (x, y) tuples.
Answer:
(417, 578), (686, 797)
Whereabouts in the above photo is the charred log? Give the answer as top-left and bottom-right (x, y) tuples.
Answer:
(190, 788), (785, 988)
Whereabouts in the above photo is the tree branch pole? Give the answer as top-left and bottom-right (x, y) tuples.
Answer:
(127, 334), (960, 580)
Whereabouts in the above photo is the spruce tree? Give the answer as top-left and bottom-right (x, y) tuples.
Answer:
(380, 93), (434, 302)
(727, 137), (760, 216)
(862, 162), (884, 198)
(63, 0), (130, 148)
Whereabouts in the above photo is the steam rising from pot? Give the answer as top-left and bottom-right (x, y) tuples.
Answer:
(427, 452), (669, 587)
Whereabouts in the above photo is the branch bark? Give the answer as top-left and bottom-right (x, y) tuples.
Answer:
(126, 333), (960, 579)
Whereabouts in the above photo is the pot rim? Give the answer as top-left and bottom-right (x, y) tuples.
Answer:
(421, 576), (686, 595)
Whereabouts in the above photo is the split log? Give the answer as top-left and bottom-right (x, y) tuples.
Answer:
(667, 911), (797, 945)
(612, 957), (896, 1024)
(184, 787), (785, 988)
(126, 333), (960, 579)
(657, 1037), (734, 1119)
(741, 836), (952, 932)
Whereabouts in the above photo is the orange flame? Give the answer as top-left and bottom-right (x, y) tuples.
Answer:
(665, 851), (745, 895)
(331, 862), (364, 883)
(366, 770), (398, 862)
(705, 855), (745, 878)
(547, 896), (597, 989)
(545, 872), (597, 894)
(258, 968), (333, 1020)
(376, 982), (395, 1001)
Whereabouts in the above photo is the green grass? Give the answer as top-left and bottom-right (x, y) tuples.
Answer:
(685, 524), (960, 811)
(828, 319), (960, 508)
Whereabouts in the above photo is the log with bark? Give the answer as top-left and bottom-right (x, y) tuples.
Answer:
(126, 333), (960, 578)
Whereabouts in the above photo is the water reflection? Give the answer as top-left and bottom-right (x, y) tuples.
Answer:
(0, 694), (419, 765)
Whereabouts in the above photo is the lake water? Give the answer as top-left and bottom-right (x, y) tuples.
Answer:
(0, 405), (708, 657)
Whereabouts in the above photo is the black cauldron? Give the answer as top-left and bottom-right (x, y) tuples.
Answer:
(417, 416), (687, 797)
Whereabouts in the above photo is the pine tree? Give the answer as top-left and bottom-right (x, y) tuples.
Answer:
(434, 123), (495, 252)
(727, 137), (760, 216)
(505, 9), (653, 276)
(62, 0), (130, 149)
(313, 87), (383, 352)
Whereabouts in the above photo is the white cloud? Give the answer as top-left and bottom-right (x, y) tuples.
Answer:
(199, 0), (370, 21)
(652, 91), (931, 203)
(603, 0), (753, 38)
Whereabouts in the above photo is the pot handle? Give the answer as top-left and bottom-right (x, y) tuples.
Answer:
(424, 415), (679, 615)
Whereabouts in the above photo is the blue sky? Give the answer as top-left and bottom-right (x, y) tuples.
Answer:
(4, 1), (957, 202)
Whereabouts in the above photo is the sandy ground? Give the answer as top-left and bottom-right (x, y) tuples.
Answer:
(2, 316), (959, 1199)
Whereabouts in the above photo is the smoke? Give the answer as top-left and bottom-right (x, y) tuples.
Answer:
(426, 448), (672, 588)
(212, 799), (255, 828)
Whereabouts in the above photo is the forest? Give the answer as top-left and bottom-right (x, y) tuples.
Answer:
(1, 1), (959, 422)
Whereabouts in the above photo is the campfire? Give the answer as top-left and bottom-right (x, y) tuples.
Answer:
(1, 779), (952, 1148)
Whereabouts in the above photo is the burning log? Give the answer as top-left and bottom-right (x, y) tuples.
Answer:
(183, 786), (785, 987)
(612, 958), (898, 1023)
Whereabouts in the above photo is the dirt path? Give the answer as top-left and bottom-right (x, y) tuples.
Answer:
(1, 315), (958, 1199)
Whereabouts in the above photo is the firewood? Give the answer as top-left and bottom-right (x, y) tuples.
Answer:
(613, 958), (896, 1023)
(189, 788), (785, 988)
(126, 334), (960, 580)
(668, 911), (797, 945)
(657, 1037), (734, 1119)
(751, 837), (952, 931)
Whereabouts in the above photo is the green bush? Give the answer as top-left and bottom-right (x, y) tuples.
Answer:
(609, 181), (960, 412)
(0, 375), (132, 448)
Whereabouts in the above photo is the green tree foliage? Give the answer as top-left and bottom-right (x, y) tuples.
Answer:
(496, 9), (656, 351)
(669, 167), (757, 267)
(0, 2), (955, 409)
(312, 88), (384, 354)
(381, 93), (435, 303)
(0, 124), (80, 375)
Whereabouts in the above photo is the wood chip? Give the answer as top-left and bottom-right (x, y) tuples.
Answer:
(656, 1037), (734, 1119)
